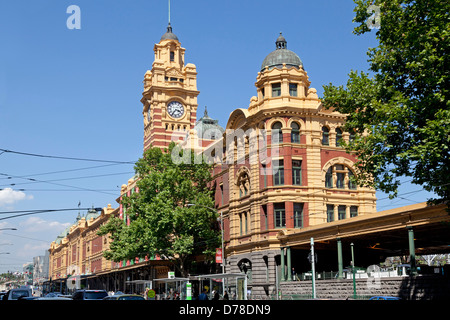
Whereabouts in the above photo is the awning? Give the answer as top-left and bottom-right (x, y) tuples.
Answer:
(195, 273), (246, 280)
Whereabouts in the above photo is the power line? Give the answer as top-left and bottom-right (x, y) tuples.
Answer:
(0, 207), (103, 222)
(1, 232), (51, 244)
(10, 189), (119, 192)
(0, 173), (121, 196)
(0, 207), (101, 215)
(0, 148), (136, 164)
(0, 163), (126, 180)
(0, 171), (134, 187)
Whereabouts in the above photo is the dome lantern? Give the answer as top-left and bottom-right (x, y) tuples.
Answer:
(261, 33), (303, 71)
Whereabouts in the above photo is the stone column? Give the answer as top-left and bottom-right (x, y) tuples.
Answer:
(280, 247), (285, 281)
(286, 247), (292, 281)
(337, 238), (343, 279)
(408, 227), (417, 275)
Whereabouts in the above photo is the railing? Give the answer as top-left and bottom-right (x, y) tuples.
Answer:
(294, 268), (403, 281)
(249, 294), (313, 300)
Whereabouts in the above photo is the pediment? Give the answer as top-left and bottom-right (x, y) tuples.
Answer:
(165, 68), (184, 78)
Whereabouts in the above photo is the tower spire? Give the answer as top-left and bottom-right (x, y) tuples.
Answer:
(168, 0), (171, 24)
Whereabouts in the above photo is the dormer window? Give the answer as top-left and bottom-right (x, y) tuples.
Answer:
(272, 83), (281, 97)
(289, 83), (297, 97)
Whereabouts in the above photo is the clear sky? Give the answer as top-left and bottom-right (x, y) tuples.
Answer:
(0, 0), (436, 273)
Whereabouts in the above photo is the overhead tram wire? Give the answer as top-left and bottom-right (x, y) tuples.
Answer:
(0, 162), (128, 181)
(0, 207), (103, 222)
(0, 148), (136, 164)
(0, 171), (135, 187)
(0, 172), (128, 196)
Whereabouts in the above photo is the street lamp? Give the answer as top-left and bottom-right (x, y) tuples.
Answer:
(350, 243), (356, 299)
(187, 203), (225, 274)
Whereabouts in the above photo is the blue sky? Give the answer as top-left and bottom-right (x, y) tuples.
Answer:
(0, 0), (436, 273)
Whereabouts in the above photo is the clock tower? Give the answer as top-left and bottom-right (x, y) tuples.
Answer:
(141, 23), (199, 151)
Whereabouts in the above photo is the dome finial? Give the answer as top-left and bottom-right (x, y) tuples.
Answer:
(276, 32), (287, 49)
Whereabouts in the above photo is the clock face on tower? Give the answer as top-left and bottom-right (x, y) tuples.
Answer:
(167, 101), (185, 118)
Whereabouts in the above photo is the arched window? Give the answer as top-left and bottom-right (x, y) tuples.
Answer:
(336, 128), (343, 147)
(291, 122), (300, 143)
(272, 121), (283, 144)
(238, 259), (252, 283)
(322, 126), (329, 146)
(325, 165), (357, 190)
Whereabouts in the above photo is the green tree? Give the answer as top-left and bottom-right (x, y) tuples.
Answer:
(98, 143), (221, 277)
(322, 0), (449, 204)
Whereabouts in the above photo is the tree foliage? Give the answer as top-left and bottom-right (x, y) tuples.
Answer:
(98, 143), (221, 277)
(322, 0), (450, 203)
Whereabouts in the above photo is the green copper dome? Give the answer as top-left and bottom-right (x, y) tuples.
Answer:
(261, 33), (303, 71)
(193, 107), (224, 140)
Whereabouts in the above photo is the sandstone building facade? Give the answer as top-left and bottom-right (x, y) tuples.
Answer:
(141, 27), (377, 296)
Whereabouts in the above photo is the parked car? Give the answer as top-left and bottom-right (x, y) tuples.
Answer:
(103, 294), (145, 300)
(2, 288), (33, 300)
(21, 296), (72, 300)
(72, 289), (108, 300)
(369, 296), (401, 300)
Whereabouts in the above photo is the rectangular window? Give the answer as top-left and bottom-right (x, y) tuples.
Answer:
(348, 170), (357, 190)
(338, 205), (346, 220)
(260, 164), (267, 188)
(327, 204), (334, 223)
(239, 213), (243, 236)
(272, 83), (281, 97)
(170, 51), (175, 61)
(220, 184), (224, 206)
(294, 203), (303, 228)
(350, 206), (358, 218)
(262, 205), (268, 230)
(244, 212), (248, 234)
(336, 172), (345, 189)
(289, 83), (297, 97)
(274, 203), (286, 228)
(273, 159), (284, 186)
(325, 167), (333, 188)
(322, 127), (329, 146)
(292, 160), (302, 185)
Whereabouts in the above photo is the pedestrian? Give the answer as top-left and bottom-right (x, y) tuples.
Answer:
(198, 289), (208, 300)
(223, 291), (229, 300)
(213, 290), (219, 300)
